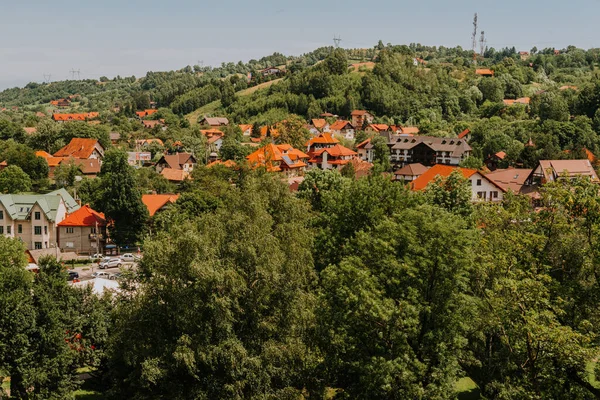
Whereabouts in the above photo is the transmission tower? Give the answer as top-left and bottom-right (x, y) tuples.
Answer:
(43, 73), (52, 83)
(333, 35), (342, 48)
(69, 69), (81, 80)
(479, 31), (487, 58)
(197, 60), (204, 67)
(471, 13), (478, 64)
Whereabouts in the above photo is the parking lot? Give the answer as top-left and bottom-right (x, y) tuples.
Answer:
(69, 260), (137, 282)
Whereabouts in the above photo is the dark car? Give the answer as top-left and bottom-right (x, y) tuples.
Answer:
(67, 270), (80, 281)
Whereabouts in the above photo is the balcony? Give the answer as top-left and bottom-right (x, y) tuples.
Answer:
(89, 233), (105, 240)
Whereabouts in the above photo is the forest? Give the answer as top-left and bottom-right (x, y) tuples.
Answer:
(1, 41), (600, 399)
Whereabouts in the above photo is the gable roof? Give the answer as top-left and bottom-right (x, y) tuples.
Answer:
(306, 133), (339, 147)
(142, 194), (180, 216)
(158, 153), (196, 170)
(411, 164), (477, 191)
(239, 124), (253, 133)
(356, 138), (371, 149)
(475, 68), (494, 76)
(368, 124), (390, 132)
(394, 163), (429, 177)
(536, 159), (599, 182)
(311, 119), (328, 129)
(0, 189), (79, 222)
(351, 110), (371, 116)
(54, 138), (103, 159)
(485, 168), (532, 193)
(330, 120), (354, 131)
(458, 129), (471, 139)
(52, 113), (98, 121)
(201, 117), (229, 126)
(160, 168), (190, 182)
(58, 205), (106, 227)
(246, 143), (309, 172)
(391, 135), (472, 156)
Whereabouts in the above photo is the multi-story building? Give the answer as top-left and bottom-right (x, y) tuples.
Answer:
(389, 135), (471, 167)
(0, 189), (80, 250)
(57, 205), (107, 255)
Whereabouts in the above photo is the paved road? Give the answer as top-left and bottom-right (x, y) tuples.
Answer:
(69, 262), (136, 282)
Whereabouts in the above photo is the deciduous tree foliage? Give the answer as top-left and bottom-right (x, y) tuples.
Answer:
(0, 165), (32, 193)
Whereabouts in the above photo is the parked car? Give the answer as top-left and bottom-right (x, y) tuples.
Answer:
(99, 258), (122, 269)
(92, 271), (111, 279)
(89, 253), (103, 260)
(120, 253), (136, 262)
(109, 272), (122, 280)
(67, 270), (79, 281)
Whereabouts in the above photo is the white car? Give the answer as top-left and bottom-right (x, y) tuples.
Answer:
(89, 253), (103, 260)
(92, 271), (111, 279)
(99, 258), (122, 269)
(120, 253), (135, 262)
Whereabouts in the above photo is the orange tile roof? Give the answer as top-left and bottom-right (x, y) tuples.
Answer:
(495, 151), (507, 160)
(57, 205), (106, 227)
(399, 126), (420, 135)
(239, 124), (253, 133)
(206, 160), (237, 168)
(35, 150), (53, 159)
(52, 113), (98, 121)
(475, 69), (494, 76)
(311, 118), (327, 129)
(259, 126), (279, 137)
(457, 129), (470, 139)
(306, 133), (339, 147)
(246, 143), (309, 172)
(312, 144), (357, 158)
(356, 138), (371, 149)
(351, 110), (370, 116)
(136, 138), (164, 146)
(410, 164), (477, 191)
(160, 168), (190, 182)
(368, 124), (389, 132)
(136, 109), (158, 118)
(330, 120), (353, 131)
(54, 138), (102, 159)
(46, 157), (65, 167)
(142, 194), (180, 216)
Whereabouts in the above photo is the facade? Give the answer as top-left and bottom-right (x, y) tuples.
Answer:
(389, 135), (471, 167)
(356, 138), (373, 163)
(308, 144), (357, 170)
(524, 159), (599, 185)
(155, 153), (197, 173)
(127, 152), (152, 166)
(411, 164), (505, 202)
(329, 120), (355, 140)
(57, 205), (107, 255)
(350, 110), (374, 129)
(0, 189), (79, 250)
(394, 163), (429, 182)
(199, 117), (229, 127)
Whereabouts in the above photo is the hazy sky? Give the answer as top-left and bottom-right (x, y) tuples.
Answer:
(1, 0), (599, 90)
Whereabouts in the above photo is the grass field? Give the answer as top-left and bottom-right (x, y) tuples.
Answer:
(186, 78), (284, 126)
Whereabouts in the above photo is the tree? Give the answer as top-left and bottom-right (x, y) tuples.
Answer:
(107, 174), (319, 399)
(318, 205), (476, 398)
(220, 80), (236, 107)
(534, 92), (570, 122)
(53, 161), (81, 189)
(459, 156), (484, 169)
(96, 148), (149, 245)
(371, 135), (391, 171)
(423, 169), (473, 218)
(297, 169), (350, 211)
(0, 141), (49, 183)
(0, 165), (32, 193)
(274, 115), (311, 149)
(324, 48), (348, 75)
(478, 78), (504, 103)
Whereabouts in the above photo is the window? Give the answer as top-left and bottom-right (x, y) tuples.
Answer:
(476, 179), (482, 186)
(477, 191), (486, 199)
(34, 226), (42, 235)
(17, 224), (22, 234)
(34, 242), (42, 249)
(66, 227), (74, 234)
(0, 227), (3, 234)
(44, 226), (48, 235)
(492, 191), (499, 199)
(66, 242), (74, 248)
(44, 242), (48, 248)
(91, 227), (97, 234)
(34, 212), (41, 220)
(7, 226), (11, 234)
(0, 210), (3, 219)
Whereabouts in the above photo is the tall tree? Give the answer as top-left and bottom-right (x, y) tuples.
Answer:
(96, 148), (149, 245)
(0, 165), (32, 193)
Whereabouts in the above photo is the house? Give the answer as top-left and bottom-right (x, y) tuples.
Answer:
(484, 168), (532, 194)
(127, 152), (152, 166)
(155, 152), (197, 173)
(135, 138), (164, 149)
(411, 164), (505, 202)
(36, 112), (47, 118)
(475, 69), (494, 77)
(0, 189), (80, 250)
(524, 159), (599, 186)
(239, 124), (253, 136)
(346, 158), (373, 179)
(311, 119), (331, 133)
(206, 159), (237, 169)
(519, 51), (530, 60)
(57, 205), (106, 255)
(484, 151), (507, 171)
(394, 163), (429, 182)
(389, 135), (472, 167)
(63, 158), (101, 178)
(160, 168), (190, 182)
(199, 117), (229, 128)
(559, 85), (578, 91)
(329, 120), (355, 140)
(142, 120), (166, 130)
(135, 109), (158, 118)
(503, 97), (530, 106)
(397, 126), (420, 135)
(54, 138), (105, 161)
(246, 143), (309, 174)
(351, 110), (374, 129)
(356, 138), (373, 162)
(306, 133), (340, 154)
(365, 124), (390, 134)
(201, 129), (225, 151)
(259, 67), (282, 76)
(457, 129), (471, 141)
(109, 132), (121, 144)
(50, 99), (71, 107)
(308, 144), (357, 171)
(52, 113), (98, 122)
(142, 194), (180, 217)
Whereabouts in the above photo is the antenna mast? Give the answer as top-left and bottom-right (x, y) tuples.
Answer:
(471, 13), (478, 64)
(479, 30), (486, 57)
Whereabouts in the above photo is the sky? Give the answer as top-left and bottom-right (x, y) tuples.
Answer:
(1, 0), (599, 90)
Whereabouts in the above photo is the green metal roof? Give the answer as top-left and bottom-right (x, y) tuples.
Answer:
(0, 190), (80, 222)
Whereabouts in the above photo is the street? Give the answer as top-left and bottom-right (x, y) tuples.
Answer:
(69, 262), (137, 282)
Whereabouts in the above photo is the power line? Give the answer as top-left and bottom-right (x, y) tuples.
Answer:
(43, 73), (52, 83)
(69, 68), (81, 80)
